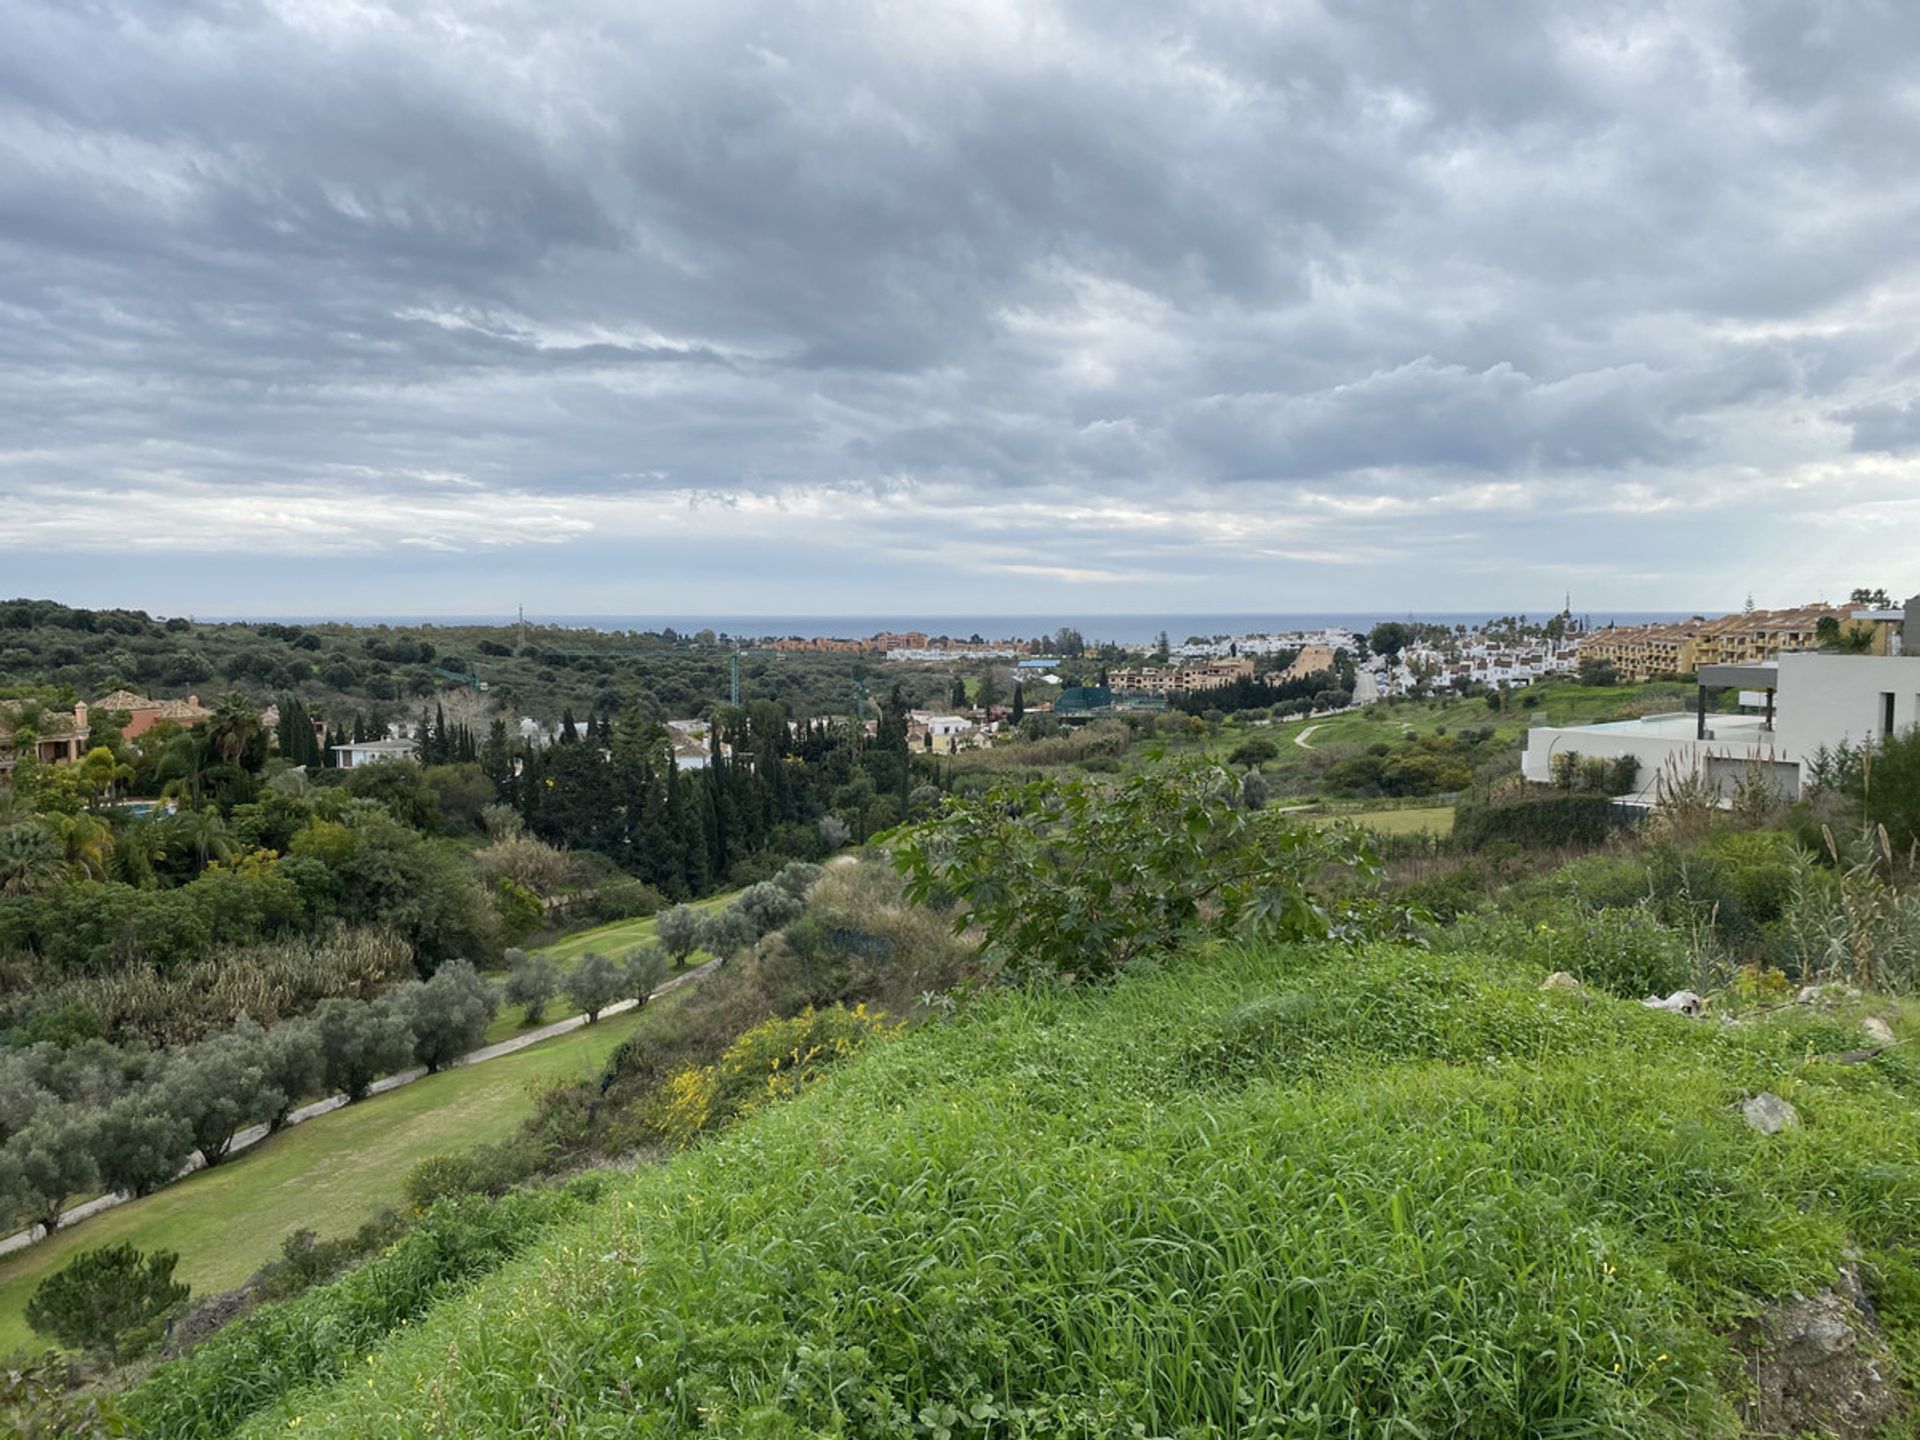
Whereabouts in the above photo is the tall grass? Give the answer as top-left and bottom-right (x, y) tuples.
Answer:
(118, 1181), (606, 1439)
(205, 943), (1920, 1439)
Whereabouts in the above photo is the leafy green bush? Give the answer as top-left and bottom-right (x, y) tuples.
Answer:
(1393, 862), (1489, 920)
(587, 877), (665, 923)
(0, 1352), (121, 1438)
(491, 877), (542, 945)
(1323, 739), (1473, 798)
(1551, 853), (1654, 910)
(641, 1004), (899, 1146)
(1454, 791), (1630, 851)
(892, 761), (1382, 982)
(255, 1212), (408, 1302)
(402, 1135), (548, 1211)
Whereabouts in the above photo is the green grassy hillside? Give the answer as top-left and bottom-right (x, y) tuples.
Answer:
(173, 942), (1918, 1439)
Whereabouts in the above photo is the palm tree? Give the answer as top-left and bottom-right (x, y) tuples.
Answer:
(50, 811), (115, 882)
(75, 745), (133, 808)
(0, 822), (66, 897)
(154, 730), (209, 804)
(112, 816), (167, 887)
(207, 693), (265, 769)
(171, 808), (233, 873)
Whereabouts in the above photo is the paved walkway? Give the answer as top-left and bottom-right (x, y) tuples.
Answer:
(0, 957), (721, 1260)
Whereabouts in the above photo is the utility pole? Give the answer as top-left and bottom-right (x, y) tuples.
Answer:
(730, 649), (741, 707)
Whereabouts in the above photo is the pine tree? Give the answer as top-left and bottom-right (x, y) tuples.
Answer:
(481, 719), (513, 784)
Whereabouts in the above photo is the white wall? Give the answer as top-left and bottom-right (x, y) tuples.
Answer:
(1519, 728), (1791, 804)
(1772, 653), (1920, 759)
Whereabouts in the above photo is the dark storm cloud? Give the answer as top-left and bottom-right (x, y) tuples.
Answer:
(2, 0), (1918, 612)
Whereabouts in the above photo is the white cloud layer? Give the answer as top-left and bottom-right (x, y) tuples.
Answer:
(2, 0), (1918, 614)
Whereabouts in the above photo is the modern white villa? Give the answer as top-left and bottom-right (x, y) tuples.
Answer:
(329, 737), (421, 769)
(1522, 651), (1920, 806)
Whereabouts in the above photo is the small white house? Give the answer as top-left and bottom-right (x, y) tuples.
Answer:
(330, 738), (420, 769)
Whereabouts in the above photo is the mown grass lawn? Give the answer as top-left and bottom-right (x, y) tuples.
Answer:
(479, 891), (735, 1044)
(1326, 803), (1456, 836)
(0, 1007), (651, 1357)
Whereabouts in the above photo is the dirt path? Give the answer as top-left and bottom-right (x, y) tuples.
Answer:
(1294, 723), (1322, 750)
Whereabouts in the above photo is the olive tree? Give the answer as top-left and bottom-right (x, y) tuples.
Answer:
(654, 904), (703, 966)
(772, 861), (822, 899)
(565, 952), (623, 1023)
(308, 997), (416, 1102)
(0, 1048), (53, 1144)
(390, 960), (496, 1072)
(160, 1024), (283, 1166)
(91, 1093), (195, 1198)
(260, 1018), (326, 1131)
(622, 946), (669, 1007)
(697, 907), (758, 962)
(503, 949), (560, 1024)
(734, 881), (804, 936)
(3, 1110), (99, 1232)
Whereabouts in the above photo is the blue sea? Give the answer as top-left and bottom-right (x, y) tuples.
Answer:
(222, 610), (1708, 648)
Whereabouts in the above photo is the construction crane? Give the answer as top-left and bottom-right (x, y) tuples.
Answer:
(727, 644), (780, 706)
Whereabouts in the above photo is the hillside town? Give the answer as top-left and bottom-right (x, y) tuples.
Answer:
(7, 597), (1910, 787)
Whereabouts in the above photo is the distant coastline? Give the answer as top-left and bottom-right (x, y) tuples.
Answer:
(199, 610), (1710, 648)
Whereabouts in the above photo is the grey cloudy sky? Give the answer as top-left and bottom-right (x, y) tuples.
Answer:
(3, 0), (1917, 618)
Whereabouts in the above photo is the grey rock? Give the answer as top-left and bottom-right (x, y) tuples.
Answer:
(1742, 1092), (1799, 1135)
(1862, 1016), (1896, 1047)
